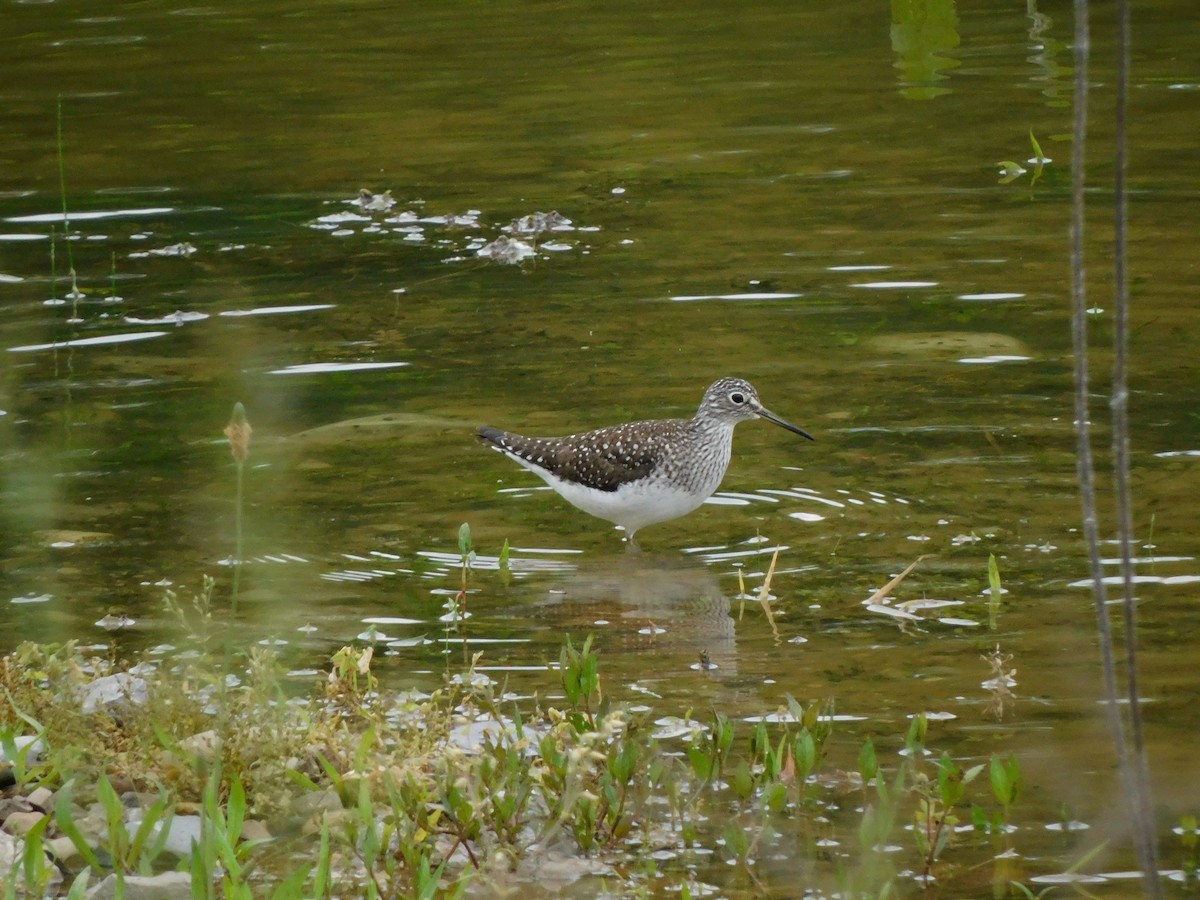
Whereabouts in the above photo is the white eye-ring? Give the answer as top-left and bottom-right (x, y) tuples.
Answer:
(730, 392), (745, 404)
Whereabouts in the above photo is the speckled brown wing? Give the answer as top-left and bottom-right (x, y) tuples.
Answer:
(478, 419), (689, 492)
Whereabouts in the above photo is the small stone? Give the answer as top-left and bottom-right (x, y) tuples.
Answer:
(0, 831), (17, 881)
(46, 835), (83, 866)
(239, 819), (271, 843)
(26, 787), (55, 811)
(78, 673), (149, 715)
(0, 797), (35, 819)
(0, 736), (44, 765)
(151, 815), (202, 858)
(85, 871), (192, 900)
(2, 810), (46, 836)
(282, 789), (344, 834)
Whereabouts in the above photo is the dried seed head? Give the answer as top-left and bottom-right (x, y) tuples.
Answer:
(224, 402), (252, 463)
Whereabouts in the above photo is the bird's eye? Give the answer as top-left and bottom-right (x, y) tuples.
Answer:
(730, 392), (745, 404)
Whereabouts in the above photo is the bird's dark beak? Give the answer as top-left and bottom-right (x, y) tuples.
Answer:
(756, 405), (815, 441)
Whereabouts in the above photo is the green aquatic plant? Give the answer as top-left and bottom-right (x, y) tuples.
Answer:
(857, 736), (878, 788)
(47, 223), (59, 306)
(456, 521), (474, 608)
(686, 710), (734, 790)
(987, 551), (1003, 629)
(913, 751), (985, 878)
(107, 251), (120, 301)
(497, 537), (512, 586)
(559, 633), (603, 733)
(990, 753), (1022, 821)
(997, 129), (1051, 185)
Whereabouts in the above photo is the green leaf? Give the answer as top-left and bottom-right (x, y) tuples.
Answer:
(751, 720), (769, 761)
(987, 553), (1002, 599)
(765, 782), (788, 812)
(285, 768), (320, 791)
(97, 776), (128, 865)
(858, 737), (878, 783)
(313, 819), (331, 897)
(732, 759), (754, 800)
(610, 740), (638, 785)
(936, 751), (964, 807)
(226, 774), (246, 845)
(54, 780), (102, 870)
(129, 788), (174, 873)
(65, 868), (91, 900)
(189, 843), (209, 900)
(990, 753), (1021, 808)
(498, 539), (511, 584)
(971, 803), (989, 832)
(722, 822), (749, 859)
(1029, 129), (1047, 163)
(794, 729), (817, 782)
(858, 804), (878, 850)
(457, 522), (472, 557)
(997, 161), (1026, 184)
(21, 812), (51, 889)
(905, 712), (926, 752)
(314, 752), (344, 789)
(715, 712), (734, 757)
(687, 746), (713, 781)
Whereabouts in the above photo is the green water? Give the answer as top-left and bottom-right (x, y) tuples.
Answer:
(2, 0), (1199, 893)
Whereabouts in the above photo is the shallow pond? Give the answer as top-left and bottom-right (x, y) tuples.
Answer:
(2, 0), (1199, 894)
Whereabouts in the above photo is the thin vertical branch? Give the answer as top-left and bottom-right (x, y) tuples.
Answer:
(1110, 0), (1160, 885)
(1072, 0), (1160, 892)
(1068, 0), (1130, 870)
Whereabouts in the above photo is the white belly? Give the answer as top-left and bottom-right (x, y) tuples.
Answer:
(547, 474), (708, 536)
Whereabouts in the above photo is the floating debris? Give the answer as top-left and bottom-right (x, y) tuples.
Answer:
(307, 195), (597, 264)
(424, 211), (481, 227)
(477, 235), (536, 264)
(125, 310), (209, 326)
(128, 242), (197, 259)
(509, 210), (571, 235)
(895, 598), (964, 612)
(355, 188), (395, 212)
(864, 603), (922, 622)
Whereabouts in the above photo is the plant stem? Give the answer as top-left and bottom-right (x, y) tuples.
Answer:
(55, 95), (80, 304)
(1110, 0), (1159, 884)
(232, 458), (244, 618)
